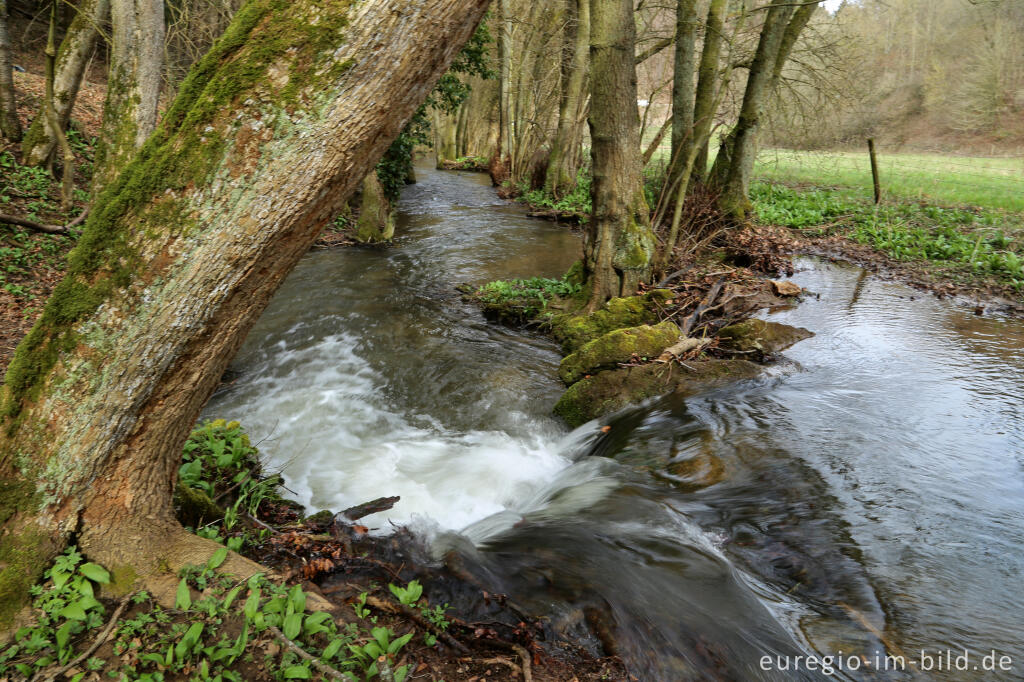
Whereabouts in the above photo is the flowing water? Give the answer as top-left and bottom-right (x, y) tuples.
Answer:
(203, 165), (1024, 680)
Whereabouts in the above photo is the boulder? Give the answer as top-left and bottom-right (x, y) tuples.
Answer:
(717, 319), (813, 356)
(553, 358), (763, 427)
(770, 279), (803, 297)
(549, 289), (674, 353)
(558, 320), (681, 386)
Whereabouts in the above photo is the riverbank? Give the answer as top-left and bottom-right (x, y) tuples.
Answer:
(0, 420), (626, 681)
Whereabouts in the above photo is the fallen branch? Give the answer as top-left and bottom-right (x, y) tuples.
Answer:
(0, 205), (89, 234)
(365, 594), (469, 653)
(268, 625), (349, 681)
(0, 212), (68, 234)
(35, 592), (135, 682)
(341, 495), (400, 521)
(679, 278), (725, 337)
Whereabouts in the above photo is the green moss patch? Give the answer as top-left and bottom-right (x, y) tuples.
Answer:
(558, 320), (680, 386)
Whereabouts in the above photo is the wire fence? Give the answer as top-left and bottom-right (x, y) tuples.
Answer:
(754, 146), (1024, 212)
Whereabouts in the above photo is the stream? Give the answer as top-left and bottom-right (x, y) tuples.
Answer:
(203, 165), (1024, 680)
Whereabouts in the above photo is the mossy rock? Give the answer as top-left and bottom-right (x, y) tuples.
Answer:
(549, 289), (674, 354)
(173, 484), (224, 528)
(305, 509), (335, 526)
(553, 359), (762, 428)
(717, 319), (813, 357)
(558, 321), (680, 386)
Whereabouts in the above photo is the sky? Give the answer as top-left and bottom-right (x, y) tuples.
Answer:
(823, 0), (843, 11)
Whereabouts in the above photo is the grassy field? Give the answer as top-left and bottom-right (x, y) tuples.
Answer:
(756, 149), (1024, 212)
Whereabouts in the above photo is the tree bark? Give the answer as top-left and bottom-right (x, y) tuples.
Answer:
(544, 0), (589, 198)
(668, 0), (697, 191)
(0, 0), (22, 142)
(355, 172), (394, 243)
(0, 0), (489, 633)
(584, 0), (654, 309)
(711, 0), (806, 222)
(21, 0), (110, 166)
(690, 0), (726, 186)
(91, 0), (165, 195)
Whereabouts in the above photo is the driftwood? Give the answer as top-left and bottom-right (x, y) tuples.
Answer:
(679, 277), (725, 337)
(341, 496), (400, 521)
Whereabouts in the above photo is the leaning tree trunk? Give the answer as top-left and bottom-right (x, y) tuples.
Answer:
(583, 0), (654, 309)
(21, 0), (110, 167)
(544, 0), (589, 198)
(711, 0), (818, 222)
(91, 0), (164, 195)
(690, 0), (726, 186)
(0, 0), (21, 142)
(0, 0), (489, 633)
(668, 0), (697, 193)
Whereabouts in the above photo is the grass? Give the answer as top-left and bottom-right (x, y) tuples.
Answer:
(751, 182), (1024, 290)
(754, 149), (1024, 212)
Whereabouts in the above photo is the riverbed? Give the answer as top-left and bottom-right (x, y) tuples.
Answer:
(203, 164), (1024, 680)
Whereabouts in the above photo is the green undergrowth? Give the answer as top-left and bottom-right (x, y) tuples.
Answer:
(752, 181), (1024, 290)
(0, 151), (82, 300)
(472, 275), (583, 324)
(1, 546), (449, 681)
(518, 169), (592, 218)
(2, 420), (453, 680)
(175, 419), (289, 551)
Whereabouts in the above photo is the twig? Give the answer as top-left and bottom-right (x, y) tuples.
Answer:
(483, 640), (533, 682)
(268, 625), (350, 681)
(243, 512), (280, 535)
(679, 278), (725, 337)
(364, 595), (469, 653)
(0, 212), (68, 234)
(35, 592), (135, 682)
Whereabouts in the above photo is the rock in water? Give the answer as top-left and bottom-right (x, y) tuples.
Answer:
(717, 319), (814, 355)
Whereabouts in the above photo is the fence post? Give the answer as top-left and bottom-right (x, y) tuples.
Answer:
(867, 138), (881, 204)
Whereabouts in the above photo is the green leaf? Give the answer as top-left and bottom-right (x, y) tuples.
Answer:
(207, 547), (229, 570)
(222, 585), (243, 611)
(283, 612), (303, 641)
(51, 568), (71, 589)
(175, 578), (192, 610)
(243, 588), (261, 621)
(55, 621), (74, 651)
(78, 562), (111, 584)
(288, 584), (306, 614)
(321, 638), (342, 661)
(58, 602), (87, 621)
(175, 622), (204, 659)
(283, 665), (312, 679)
(394, 664), (410, 682)
(387, 632), (412, 655)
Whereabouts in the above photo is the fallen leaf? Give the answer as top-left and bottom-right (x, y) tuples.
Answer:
(600, 426), (611, 433)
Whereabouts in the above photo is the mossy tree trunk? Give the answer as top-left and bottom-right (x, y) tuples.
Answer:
(91, 0), (165, 195)
(583, 0), (655, 310)
(21, 0), (110, 166)
(710, 0), (819, 223)
(0, 0), (489, 633)
(355, 171), (394, 243)
(668, 0), (697, 193)
(544, 0), (589, 198)
(0, 0), (21, 142)
(690, 0), (726, 187)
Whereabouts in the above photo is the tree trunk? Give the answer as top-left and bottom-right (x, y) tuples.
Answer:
(711, 0), (798, 222)
(0, 0), (489, 633)
(0, 0), (22, 142)
(355, 172), (394, 243)
(668, 0), (697, 191)
(91, 0), (165, 195)
(544, 0), (589, 198)
(21, 0), (110, 167)
(690, 0), (726, 186)
(584, 0), (654, 309)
